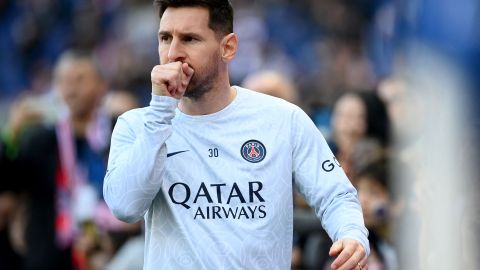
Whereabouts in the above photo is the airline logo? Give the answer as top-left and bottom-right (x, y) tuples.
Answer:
(168, 181), (267, 220)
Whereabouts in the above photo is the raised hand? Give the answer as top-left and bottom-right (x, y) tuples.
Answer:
(151, 61), (194, 99)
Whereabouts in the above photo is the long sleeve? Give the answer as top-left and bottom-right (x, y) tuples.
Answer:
(103, 95), (178, 223)
(291, 108), (370, 255)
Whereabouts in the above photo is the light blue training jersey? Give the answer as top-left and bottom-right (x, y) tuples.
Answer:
(104, 86), (369, 270)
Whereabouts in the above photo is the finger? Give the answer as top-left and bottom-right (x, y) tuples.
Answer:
(174, 62), (186, 96)
(182, 62), (194, 79)
(180, 63), (194, 92)
(329, 240), (343, 256)
(335, 246), (365, 270)
(330, 242), (356, 270)
(166, 79), (178, 94)
(166, 63), (183, 95)
(359, 256), (368, 270)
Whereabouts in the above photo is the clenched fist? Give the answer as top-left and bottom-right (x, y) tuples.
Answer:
(151, 61), (194, 99)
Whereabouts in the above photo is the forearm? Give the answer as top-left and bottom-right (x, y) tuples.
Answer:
(103, 95), (177, 223)
(296, 169), (370, 256)
(321, 191), (370, 256)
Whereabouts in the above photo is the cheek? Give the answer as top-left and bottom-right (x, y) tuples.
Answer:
(354, 117), (367, 134)
(80, 82), (102, 103)
(188, 58), (209, 78)
(159, 53), (168, 65)
(358, 192), (371, 212)
(194, 48), (220, 68)
(158, 45), (168, 64)
(332, 114), (347, 133)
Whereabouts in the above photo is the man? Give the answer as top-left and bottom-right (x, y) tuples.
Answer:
(104, 1), (369, 269)
(17, 50), (110, 269)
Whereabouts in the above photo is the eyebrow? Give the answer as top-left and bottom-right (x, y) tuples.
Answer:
(158, 30), (171, 37)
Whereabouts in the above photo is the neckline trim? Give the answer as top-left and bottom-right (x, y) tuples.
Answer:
(175, 86), (242, 122)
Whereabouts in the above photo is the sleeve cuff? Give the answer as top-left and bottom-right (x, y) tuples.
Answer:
(150, 94), (179, 109)
(145, 94), (179, 126)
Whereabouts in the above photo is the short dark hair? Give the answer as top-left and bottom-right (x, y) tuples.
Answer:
(356, 160), (389, 190)
(153, 0), (234, 37)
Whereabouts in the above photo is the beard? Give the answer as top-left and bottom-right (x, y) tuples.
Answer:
(183, 53), (220, 100)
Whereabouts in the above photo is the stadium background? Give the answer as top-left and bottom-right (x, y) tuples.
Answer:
(0, 0), (479, 269)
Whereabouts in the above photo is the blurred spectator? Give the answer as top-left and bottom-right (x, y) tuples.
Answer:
(103, 90), (140, 129)
(330, 93), (366, 175)
(350, 138), (386, 178)
(356, 159), (398, 270)
(14, 49), (111, 270)
(3, 95), (46, 142)
(0, 92), (49, 270)
(0, 0), (477, 268)
(242, 70), (298, 104)
(330, 91), (390, 180)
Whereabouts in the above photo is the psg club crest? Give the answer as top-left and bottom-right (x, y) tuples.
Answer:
(241, 140), (266, 163)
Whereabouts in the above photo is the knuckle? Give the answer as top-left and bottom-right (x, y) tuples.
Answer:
(152, 65), (163, 73)
(171, 61), (181, 69)
(151, 66), (164, 78)
(165, 72), (173, 80)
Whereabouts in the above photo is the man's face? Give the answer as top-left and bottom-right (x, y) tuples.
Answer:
(55, 59), (105, 118)
(158, 7), (223, 99)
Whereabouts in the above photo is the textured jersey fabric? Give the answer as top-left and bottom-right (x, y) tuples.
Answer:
(104, 86), (369, 269)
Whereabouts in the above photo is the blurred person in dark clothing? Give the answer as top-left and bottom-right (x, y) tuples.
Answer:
(0, 141), (23, 270)
(1, 94), (48, 270)
(15, 49), (111, 270)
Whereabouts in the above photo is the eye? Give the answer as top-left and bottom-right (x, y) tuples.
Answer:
(159, 35), (171, 43)
(183, 36), (197, 43)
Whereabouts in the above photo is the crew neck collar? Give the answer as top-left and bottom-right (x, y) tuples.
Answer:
(175, 86), (242, 122)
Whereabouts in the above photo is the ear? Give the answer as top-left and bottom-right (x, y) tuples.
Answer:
(220, 33), (238, 62)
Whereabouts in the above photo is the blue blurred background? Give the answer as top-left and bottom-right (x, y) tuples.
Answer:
(0, 0), (479, 269)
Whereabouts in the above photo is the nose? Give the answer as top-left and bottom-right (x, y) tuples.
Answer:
(167, 38), (186, 63)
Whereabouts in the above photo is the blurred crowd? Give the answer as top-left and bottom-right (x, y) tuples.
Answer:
(1, 0), (479, 270)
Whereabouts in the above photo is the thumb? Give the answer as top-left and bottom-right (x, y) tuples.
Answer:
(329, 240), (343, 256)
